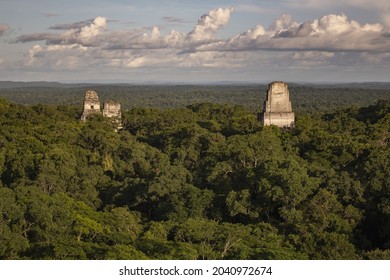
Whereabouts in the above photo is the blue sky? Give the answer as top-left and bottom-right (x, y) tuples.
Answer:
(1, 0), (389, 83)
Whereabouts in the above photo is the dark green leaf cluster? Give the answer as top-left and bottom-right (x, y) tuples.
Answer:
(0, 97), (389, 259)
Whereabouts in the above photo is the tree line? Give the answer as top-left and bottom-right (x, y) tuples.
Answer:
(1, 84), (389, 112)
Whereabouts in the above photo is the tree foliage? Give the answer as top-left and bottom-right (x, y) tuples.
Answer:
(0, 95), (389, 259)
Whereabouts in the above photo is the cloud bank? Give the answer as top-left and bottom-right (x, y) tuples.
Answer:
(12, 7), (390, 76)
(200, 13), (388, 53)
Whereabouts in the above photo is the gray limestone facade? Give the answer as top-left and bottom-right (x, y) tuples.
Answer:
(103, 100), (121, 119)
(103, 100), (122, 129)
(259, 81), (295, 128)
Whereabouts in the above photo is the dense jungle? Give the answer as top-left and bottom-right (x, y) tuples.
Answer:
(0, 83), (389, 259)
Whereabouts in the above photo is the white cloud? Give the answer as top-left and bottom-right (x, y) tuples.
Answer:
(314, 14), (383, 35)
(187, 7), (234, 41)
(360, 52), (390, 65)
(15, 16), (107, 46)
(198, 13), (389, 53)
(271, 13), (384, 38)
(123, 56), (146, 68)
(291, 51), (335, 67)
(77, 16), (106, 39)
(163, 30), (186, 47)
(25, 44), (89, 70)
(270, 14), (299, 34)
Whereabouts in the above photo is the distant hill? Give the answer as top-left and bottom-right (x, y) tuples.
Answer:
(291, 82), (390, 89)
(0, 81), (63, 89)
(0, 81), (100, 89)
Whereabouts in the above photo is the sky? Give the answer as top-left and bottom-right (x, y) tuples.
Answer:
(0, 0), (390, 83)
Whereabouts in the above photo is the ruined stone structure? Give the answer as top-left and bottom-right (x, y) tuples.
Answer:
(81, 90), (101, 121)
(80, 90), (122, 127)
(103, 100), (122, 129)
(103, 101), (121, 119)
(259, 81), (295, 128)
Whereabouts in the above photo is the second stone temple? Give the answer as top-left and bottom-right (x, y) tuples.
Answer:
(259, 81), (295, 128)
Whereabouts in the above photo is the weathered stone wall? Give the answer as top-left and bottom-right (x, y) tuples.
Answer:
(103, 101), (121, 119)
(259, 81), (295, 128)
(103, 100), (122, 130)
(264, 82), (292, 112)
(260, 112), (295, 127)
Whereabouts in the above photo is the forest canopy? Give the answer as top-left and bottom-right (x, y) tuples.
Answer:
(1, 82), (390, 112)
(0, 84), (389, 260)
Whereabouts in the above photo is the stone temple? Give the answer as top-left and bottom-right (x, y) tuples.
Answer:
(103, 100), (121, 120)
(259, 81), (295, 128)
(80, 90), (122, 127)
(81, 90), (101, 121)
(103, 100), (122, 129)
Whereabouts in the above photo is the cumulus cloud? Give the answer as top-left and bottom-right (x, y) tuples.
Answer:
(103, 7), (234, 50)
(103, 26), (183, 50)
(198, 13), (389, 53)
(269, 13), (384, 40)
(270, 13), (387, 52)
(0, 24), (9, 36)
(291, 51), (335, 67)
(25, 44), (89, 70)
(187, 7), (234, 41)
(15, 7), (233, 51)
(15, 16), (106, 46)
(77, 16), (106, 39)
(270, 14), (299, 34)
